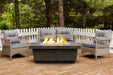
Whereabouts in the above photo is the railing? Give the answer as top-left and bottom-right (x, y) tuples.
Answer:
(0, 27), (113, 51)
(74, 28), (95, 43)
(18, 28), (39, 43)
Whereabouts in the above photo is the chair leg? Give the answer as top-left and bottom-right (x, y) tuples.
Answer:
(10, 55), (12, 60)
(1, 50), (4, 57)
(1, 52), (3, 57)
(80, 49), (84, 57)
(80, 52), (83, 57)
(27, 50), (29, 57)
(95, 56), (97, 60)
(26, 48), (29, 57)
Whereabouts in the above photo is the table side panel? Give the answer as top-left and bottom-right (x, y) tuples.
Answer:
(33, 49), (77, 62)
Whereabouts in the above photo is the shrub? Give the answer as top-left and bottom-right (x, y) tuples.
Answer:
(0, 21), (8, 30)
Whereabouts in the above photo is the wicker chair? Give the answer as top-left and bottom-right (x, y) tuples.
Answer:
(1, 29), (29, 60)
(81, 29), (112, 59)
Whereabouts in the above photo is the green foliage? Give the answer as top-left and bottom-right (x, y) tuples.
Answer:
(0, 3), (15, 29)
(1, 12), (14, 29)
(51, 24), (55, 27)
(0, 0), (113, 29)
(94, 24), (104, 29)
(0, 21), (8, 30)
(19, 3), (35, 28)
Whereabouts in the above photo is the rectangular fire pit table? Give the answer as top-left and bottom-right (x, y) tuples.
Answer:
(29, 42), (81, 63)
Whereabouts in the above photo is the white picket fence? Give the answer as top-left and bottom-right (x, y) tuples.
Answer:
(0, 27), (113, 51)
(74, 28), (95, 43)
(18, 28), (39, 43)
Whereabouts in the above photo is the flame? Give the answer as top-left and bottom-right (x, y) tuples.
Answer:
(56, 37), (60, 44)
(43, 35), (67, 44)
(60, 35), (67, 44)
(43, 35), (49, 44)
(48, 36), (55, 44)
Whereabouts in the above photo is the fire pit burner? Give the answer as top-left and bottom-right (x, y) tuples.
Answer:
(40, 42), (70, 46)
(43, 35), (67, 44)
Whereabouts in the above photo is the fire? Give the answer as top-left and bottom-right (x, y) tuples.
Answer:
(48, 36), (55, 44)
(56, 35), (67, 44)
(43, 35), (67, 44)
(43, 35), (49, 44)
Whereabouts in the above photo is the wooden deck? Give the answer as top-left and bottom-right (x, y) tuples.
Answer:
(0, 49), (113, 75)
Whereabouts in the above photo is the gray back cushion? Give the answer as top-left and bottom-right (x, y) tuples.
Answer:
(3, 29), (20, 43)
(57, 28), (73, 41)
(40, 29), (56, 41)
(95, 29), (111, 38)
(94, 29), (111, 43)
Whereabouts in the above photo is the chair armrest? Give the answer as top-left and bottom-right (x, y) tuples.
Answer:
(73, 35), (76, 42)
(2, 38), (11, 49)
(95, 38), (111, 49)
(96, 38), (111, 41)
(19, 36), (29, 44)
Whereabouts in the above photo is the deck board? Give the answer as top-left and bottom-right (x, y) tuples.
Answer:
(0, 49), (113, 75)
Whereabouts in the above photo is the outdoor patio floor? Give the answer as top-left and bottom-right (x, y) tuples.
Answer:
(0, 49), (113, 75)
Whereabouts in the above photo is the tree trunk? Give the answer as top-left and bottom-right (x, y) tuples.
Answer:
(44, 0), (51, 27)
(58, 0), (64, 27)
(15, 0), (20, 29)
(82, 6), (87, 28)
(82, 13), (86, 28)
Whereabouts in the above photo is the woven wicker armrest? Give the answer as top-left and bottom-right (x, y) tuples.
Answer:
(73, 35), (77, 42)
(19, 36), (28, 44)
(96, 38), (110, 49)
(2, 39), (11, 46)
(2, 39), (11, 49)
(96, 38), (111, 41)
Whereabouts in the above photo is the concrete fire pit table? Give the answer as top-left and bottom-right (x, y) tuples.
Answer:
(29, 42), (81, 63)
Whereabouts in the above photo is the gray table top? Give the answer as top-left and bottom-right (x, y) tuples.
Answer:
(29, 42), (81, 50)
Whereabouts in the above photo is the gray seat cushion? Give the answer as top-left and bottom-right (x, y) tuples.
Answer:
(3, 29), (20, 43)
(40, 29), (56, 41)
(11, 43), (27, 49)
(57, 29), (73, 41)
(82, 43), (95, 48)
